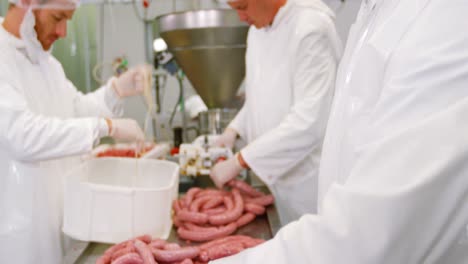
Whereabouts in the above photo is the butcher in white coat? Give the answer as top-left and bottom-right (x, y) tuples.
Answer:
(210, 0), (342, 226)
(0, 0), (150, 263)
(212, 0), (468, 263)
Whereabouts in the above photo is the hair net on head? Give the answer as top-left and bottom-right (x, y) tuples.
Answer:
(8, 0), (80, 10)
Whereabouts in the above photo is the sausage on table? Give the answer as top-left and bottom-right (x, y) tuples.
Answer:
(201, 206), (226, 216)
(244, 203), (266, 215)
(235, 213), (256, 228)
(177, 222), (237, 242)
(228, 180), (264, 198)
(208, 189), (244, 226)
(201, 196), (224, 210)
(177, 210), (209, 225)
(184, 222), (218, 232)
(151, 247), (200, 263)
(111, 253), (144, 264)
(199, 242), (244, 262)
(189, 196), (214, 212)
(134, 239), (157, 264)
(182, 187), (202, 207)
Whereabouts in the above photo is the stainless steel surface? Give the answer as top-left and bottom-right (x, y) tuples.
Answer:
(64, 177), (281, 264)
(157, 9), (248, 109)
(198, 108), (237, 135)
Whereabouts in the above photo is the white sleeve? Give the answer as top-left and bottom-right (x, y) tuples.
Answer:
(241, 28), (337, 183)
(0, 82), (102, 162)
(70, 77), (124, 118)
(211, 93), (468, 264)
(227, 104), (247, 139)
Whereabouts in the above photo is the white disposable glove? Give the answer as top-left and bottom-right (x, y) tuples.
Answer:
(210, 153), (243, 188)
(214, 127), (238, 149)
(108, 118), (145, 142)
(112, 65), (152, 98)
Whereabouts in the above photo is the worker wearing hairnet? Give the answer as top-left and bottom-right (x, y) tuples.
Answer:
(0, 0), (150, 263)
(210, 0), (342, 225)
(212, 0), (468, 263)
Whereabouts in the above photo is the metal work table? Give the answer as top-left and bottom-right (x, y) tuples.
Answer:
(64, 174), (281, 264)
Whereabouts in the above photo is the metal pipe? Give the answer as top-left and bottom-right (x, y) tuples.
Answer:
(144, 21), (154, 65)
(177, 73), (188, 142)
(81, 10), (92, 93)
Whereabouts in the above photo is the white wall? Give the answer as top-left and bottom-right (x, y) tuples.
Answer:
(95, 0), (362, 141)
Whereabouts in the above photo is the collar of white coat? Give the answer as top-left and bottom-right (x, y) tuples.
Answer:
(0, 12), (50, 64)
(0, 22), (27, 50)
(270, 0), (336, 30)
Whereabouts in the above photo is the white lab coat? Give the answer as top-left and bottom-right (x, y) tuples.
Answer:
(212, 0), (468, 263)
(229, 0), (342, 225)
(0, 24), (122, 263)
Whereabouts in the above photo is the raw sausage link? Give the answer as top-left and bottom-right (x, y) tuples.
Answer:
(178, 258), (194, 264)
(111, 253), (144, 264)
(163, 243), (181, 250)
(134, 239), (157, 264)
(104, 241), (127, 256)
(244, 195), (275, 207)
(199, 241), (244, 262)
(173, 199), (182, 214)
(135, 235), (152, 244)
(195, 189), (227, 198)
(151, 247), (200, 263)
(223, 196), (234, 211)
(201, 206), (226, 216)
(149, 239), (167, 249)
(201, 196), (224, 210)
(111, 242), (136, 262)
(177, 222), (237, 242)
(199, 235), (253, 251)
(183, 188), (202, 208)
(241, 238), (265, 248)
(173, 215), (182, 227)
(228, 180), (264, 197)
(235, 213), (256, 228)
(177, 210), (209, 225)
(244, 203), (266, 215)
(189, 196), (214, 212)
(208, 189), (244, 225)
(184, 222), (218, 232)
(99, 239), (131, 264)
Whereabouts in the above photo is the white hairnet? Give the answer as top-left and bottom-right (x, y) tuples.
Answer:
(8, 0), (80, 9)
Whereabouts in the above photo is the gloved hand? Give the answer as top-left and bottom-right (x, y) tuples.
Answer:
(112, 65), (152, 98)
(210, 153), (243, 188)
(214, 127), (238, 149)
(108, 118), (145, 142)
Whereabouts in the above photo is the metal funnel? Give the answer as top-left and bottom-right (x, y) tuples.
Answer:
(157, 9), (248, 109)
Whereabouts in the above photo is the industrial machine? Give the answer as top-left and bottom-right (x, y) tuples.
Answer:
(156, 9), (248, 110)
(156, 9), (248, 175)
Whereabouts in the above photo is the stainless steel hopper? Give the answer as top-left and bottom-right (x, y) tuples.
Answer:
(157, 9), (248, 109)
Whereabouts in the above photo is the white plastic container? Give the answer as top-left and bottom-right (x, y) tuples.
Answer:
(63, 158), (179, 244)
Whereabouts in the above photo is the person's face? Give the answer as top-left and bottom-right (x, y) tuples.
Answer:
(228, 0), (279, 29)
(32, 8), (74, 50)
